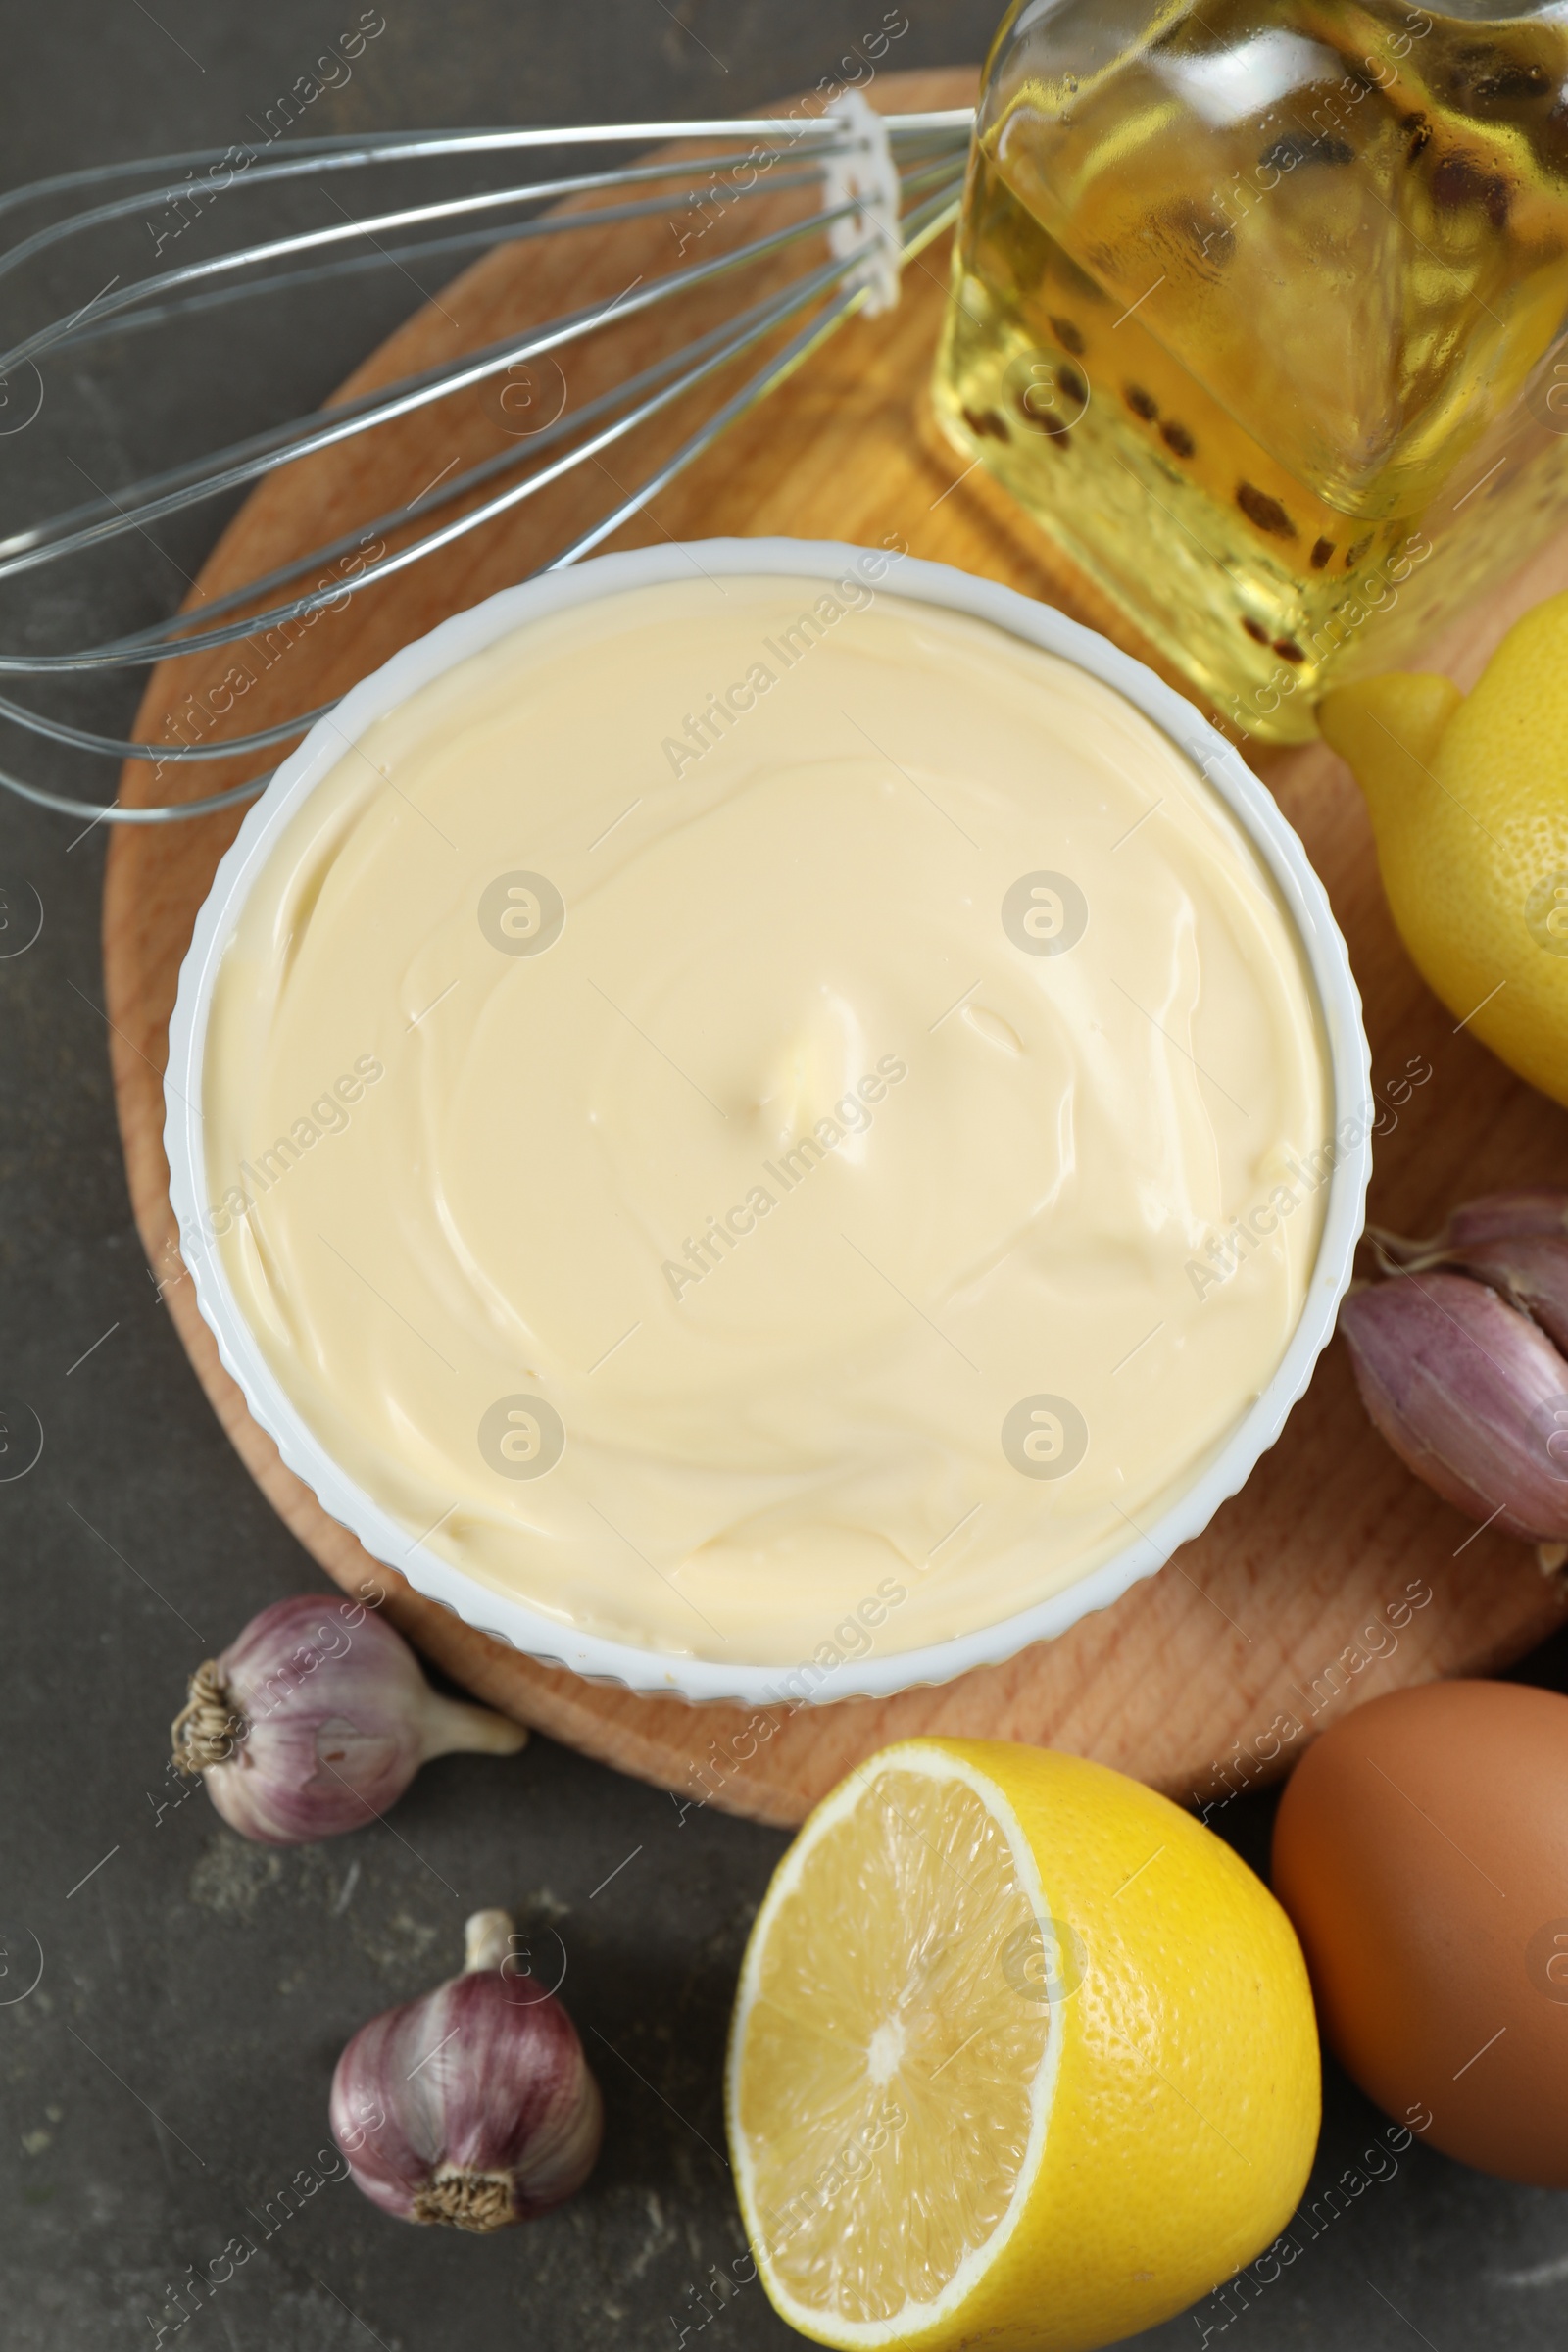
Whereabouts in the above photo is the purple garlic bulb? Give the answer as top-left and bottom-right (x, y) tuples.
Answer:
(1446, 1189), (1568, 1250)
(1367, 1186), (1568, 1266)
(330, 1908), (602, 2230)
(1341, 1260), (1568, 1545)
(1455, 1234), (1568, 1359)
(171, 1594), (527, 1844)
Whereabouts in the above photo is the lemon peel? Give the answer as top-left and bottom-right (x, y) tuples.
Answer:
(1321, 592), (1568, 1105)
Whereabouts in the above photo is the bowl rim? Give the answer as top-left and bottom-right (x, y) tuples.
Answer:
(165, 535), (1371, 1706)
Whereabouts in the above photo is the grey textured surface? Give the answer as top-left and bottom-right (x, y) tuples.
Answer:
(3, 2), (1568, 2345)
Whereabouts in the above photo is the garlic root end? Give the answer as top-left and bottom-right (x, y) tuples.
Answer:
(412, 2165), (515, 2231)
(171, 1660), (243, 1774)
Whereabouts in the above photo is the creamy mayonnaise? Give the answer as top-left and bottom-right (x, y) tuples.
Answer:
(202, 566), (1330, 1674)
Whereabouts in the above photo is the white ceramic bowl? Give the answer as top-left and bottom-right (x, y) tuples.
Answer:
(167, 538), (1370, 1706)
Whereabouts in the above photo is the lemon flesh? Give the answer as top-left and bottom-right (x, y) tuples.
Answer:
(727, 1739), (1319, 2352)
(736, 1764), (1051, 2325)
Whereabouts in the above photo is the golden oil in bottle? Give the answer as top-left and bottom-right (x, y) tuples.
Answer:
(933, 0), (1568, 742)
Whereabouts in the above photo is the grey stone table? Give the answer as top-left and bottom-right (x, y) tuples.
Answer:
(3, 2), (1566, 2344)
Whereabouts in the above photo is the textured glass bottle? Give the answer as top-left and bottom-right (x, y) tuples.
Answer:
(933, 0), (1568, 741)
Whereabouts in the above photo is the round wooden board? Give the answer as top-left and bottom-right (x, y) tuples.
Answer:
(104, 68), (1568, 1828)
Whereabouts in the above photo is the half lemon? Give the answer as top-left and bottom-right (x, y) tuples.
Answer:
(726, 1738), (1318, 2352)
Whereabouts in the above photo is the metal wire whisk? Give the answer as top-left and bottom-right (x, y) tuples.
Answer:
(0, 98), (972, 825)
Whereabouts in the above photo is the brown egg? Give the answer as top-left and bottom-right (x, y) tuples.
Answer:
(1272, 1679), (1568, 2186)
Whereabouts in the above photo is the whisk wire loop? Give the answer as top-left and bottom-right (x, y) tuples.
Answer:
(0, 105), (972, 825)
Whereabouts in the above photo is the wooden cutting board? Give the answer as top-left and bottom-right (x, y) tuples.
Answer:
(102, 68), (1568, 1829)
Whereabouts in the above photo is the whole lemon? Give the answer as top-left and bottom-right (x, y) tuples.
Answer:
(1320, 593), (1568, 1105)
(726, 1738), (1319, 2352)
